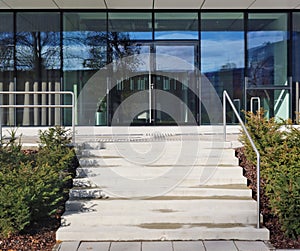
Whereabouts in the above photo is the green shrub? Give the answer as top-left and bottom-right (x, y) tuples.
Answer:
(0, 126), (77, 237)
(240, 110), (300, 239)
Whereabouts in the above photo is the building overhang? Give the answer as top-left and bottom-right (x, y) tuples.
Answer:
(1, 0), (300, 10)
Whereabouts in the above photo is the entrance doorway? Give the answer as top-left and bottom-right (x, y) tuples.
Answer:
(108, 42), (199, 126)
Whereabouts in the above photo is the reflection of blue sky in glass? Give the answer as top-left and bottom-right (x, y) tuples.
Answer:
(201, 31), (244, 73)
(156, 46), (194, 71)
(127, 32), (152, 40)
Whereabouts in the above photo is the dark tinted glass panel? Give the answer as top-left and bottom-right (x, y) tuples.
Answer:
(155, 13), (198, 40)
(108, 12), (152, 40)
(63, 12), (107, 126)
(16, 12), (61, 126)
(293, 13), (300, 82)
(0, 13), (14, 126)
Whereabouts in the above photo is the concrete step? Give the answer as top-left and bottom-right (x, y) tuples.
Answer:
(74, 166), (246, 186)
(79, 140), (234, 150)
(56, 225), (269, 242)
(65, 199), (257, 213)
(61, 210), (258, 226)
(78, 155), (239, 167)
(77, 148), (236, 158)
(69, 186), (252, 199)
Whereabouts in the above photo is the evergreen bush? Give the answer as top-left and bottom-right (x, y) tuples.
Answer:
(0, 126), (78, 237)
(240, 110), (300, 239)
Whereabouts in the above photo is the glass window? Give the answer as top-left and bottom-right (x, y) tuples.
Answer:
(247, 13), (290, 120)
(154, 13), (198, 40)
(16, 12), (61, 81)
(16, 12), (61, 126)
(0, 13), (14, 126)
(293, 13), (300, 82)
(108, 12), (152, 40)
(0, 13), (14, 78)
(247, 13), (288, 87)
(201, 12), (244, 124)
(63, 12), (107, 126)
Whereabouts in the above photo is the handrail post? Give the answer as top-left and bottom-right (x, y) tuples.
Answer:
(71, 92), (75, 145)
(223, 91), (227, 142)
(223, 90), (261, 229)
(256, 153), (260, 229)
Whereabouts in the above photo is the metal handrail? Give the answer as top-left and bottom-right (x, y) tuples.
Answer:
(0, 91), (75, 144)
(250, 97), (261, 114)
(223, 90), (261, 229)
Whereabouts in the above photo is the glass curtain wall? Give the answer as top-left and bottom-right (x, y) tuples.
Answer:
(201, 12), (244, 124)
(0, 11), (297, 126)
(16, 12), (61, 126)
(0, 13), (14, 126)
(63, 12), (107, 125)
(247, 13), (290, 120)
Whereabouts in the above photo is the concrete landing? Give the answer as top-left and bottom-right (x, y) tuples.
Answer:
(54, 240), (274, 251)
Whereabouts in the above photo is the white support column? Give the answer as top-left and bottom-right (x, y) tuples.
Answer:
(55, 82), (61, 125)
(23, 81), (30, 126)
(33, 82), (39, 126)
(41, 82), (47, 125)
(48, 82), (52, 125)
(73, 83), (78, 125)
(9, 81), (15, 126)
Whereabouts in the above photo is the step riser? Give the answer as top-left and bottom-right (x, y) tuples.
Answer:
(80, 142), (233, 150)
(74, 168), (246, 186)
(78, 149), (236, 158)
(56, 227), (269, 242)
(65, 200), (257, 212)
(61, 214), (258, 226)
(71, 180), (252, 198)
(78, 157), (239, 167)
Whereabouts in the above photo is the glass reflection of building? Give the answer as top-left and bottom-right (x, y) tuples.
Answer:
(0, 11), (299, 126)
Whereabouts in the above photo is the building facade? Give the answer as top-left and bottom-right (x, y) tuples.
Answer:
(1, 1), (300, 126)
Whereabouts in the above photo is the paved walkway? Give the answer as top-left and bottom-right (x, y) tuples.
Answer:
(55, 240), (275, 251)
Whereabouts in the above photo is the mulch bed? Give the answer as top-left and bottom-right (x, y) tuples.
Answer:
(0, 147), (299, 250)
(0, 218), (59, 251)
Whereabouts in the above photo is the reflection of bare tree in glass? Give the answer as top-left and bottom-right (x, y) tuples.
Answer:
(248, 45), (274, 116)
(85, 31), (141, 73)
(0, 34), (14, 71)
(16, 32), (60, 78)
(85, 31), (142, 122)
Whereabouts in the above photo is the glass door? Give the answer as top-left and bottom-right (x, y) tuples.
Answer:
(109, 42), (199, 126)
(151, 42), (199, 125)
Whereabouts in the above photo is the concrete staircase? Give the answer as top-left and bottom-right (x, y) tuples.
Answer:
(56, 135), (269, 241)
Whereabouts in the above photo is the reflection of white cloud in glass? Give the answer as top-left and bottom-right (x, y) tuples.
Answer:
(155, 31), (198, 40)
(201, 32), (244, 73)
(247, 31), (287, 49)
